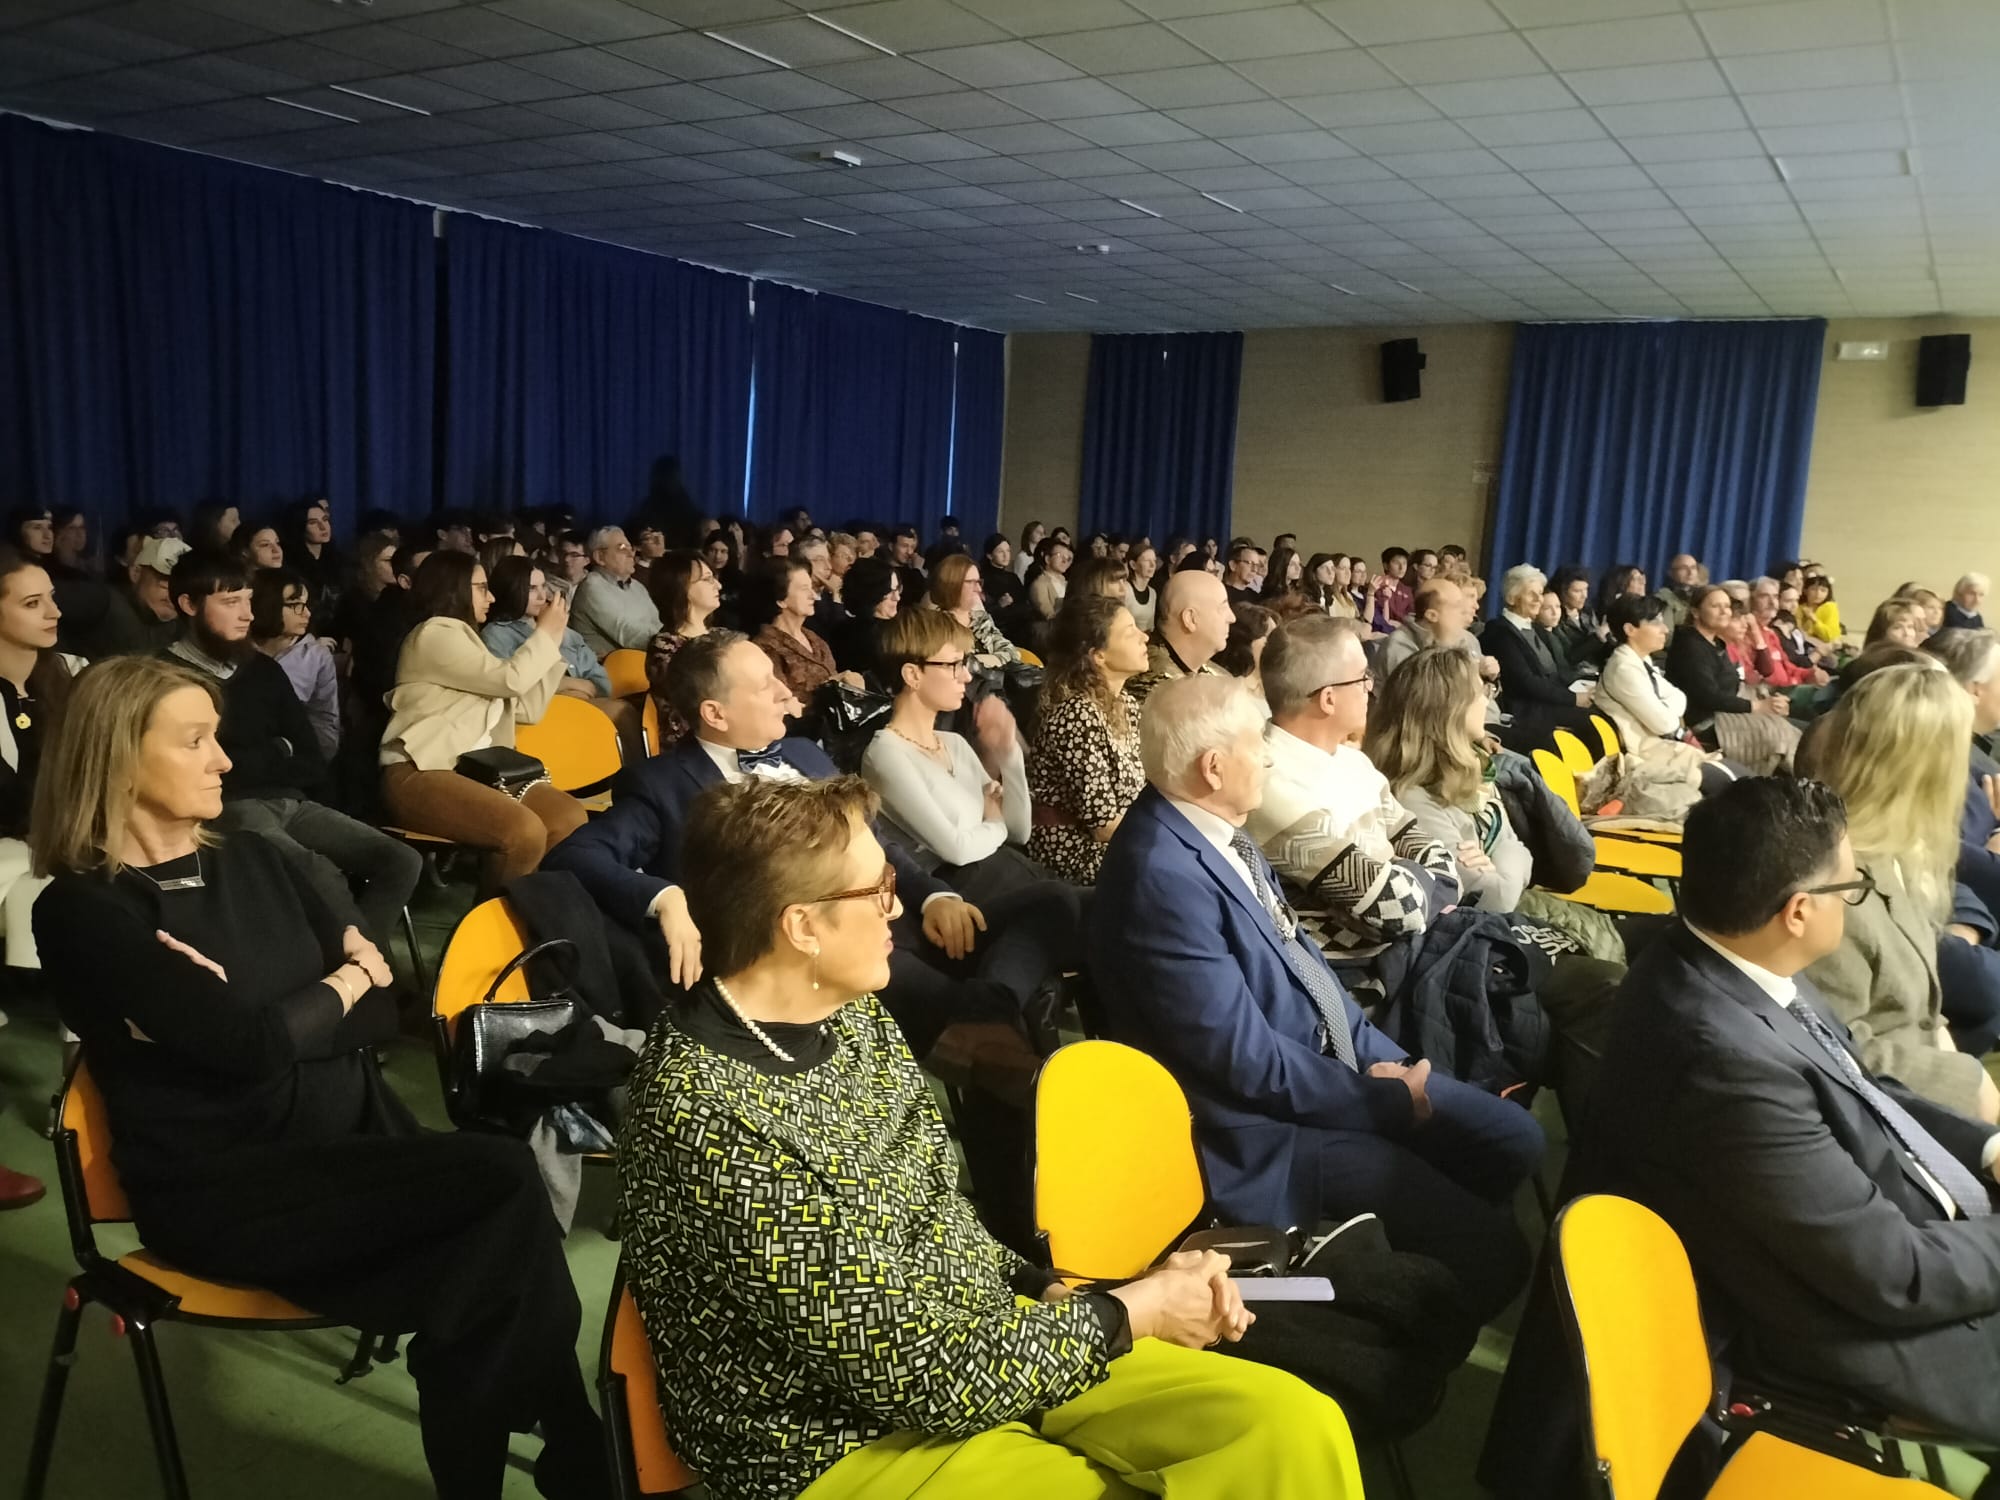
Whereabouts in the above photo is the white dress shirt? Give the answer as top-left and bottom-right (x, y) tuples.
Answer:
(697, 735), (805, 786)
(1167, 795), (1260, 903)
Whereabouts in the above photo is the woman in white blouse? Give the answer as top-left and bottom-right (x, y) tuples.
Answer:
(1598, 592), (1740, 797)
(861, 608), (1049, 905)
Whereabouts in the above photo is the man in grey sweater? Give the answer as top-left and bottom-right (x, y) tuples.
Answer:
(570, 526), (661, 658)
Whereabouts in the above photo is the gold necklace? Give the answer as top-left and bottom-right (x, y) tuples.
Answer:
(888, 723), (949, 759)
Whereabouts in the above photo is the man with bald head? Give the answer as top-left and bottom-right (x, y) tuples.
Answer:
(1656, 552), (1702, 631)
(1129, 567), (1235, 707)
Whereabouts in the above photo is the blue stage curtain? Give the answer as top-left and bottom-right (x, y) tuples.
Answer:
(1080, 331), (1244, 545)
(747, 283), (961, 534)
(442, 214), (752, 522)
(0, 113), (433, 533)
(1489, 319), (1827, 588)
(949, 327), (1005, 543)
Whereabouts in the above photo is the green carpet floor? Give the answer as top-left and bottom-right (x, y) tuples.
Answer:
(0, 877), (1977, 1497)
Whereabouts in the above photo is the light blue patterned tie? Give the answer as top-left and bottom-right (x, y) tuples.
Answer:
(1231, 831), (1357, 1069)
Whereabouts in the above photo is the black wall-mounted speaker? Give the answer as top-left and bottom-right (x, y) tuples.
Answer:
(1381, 338), (1426, 403)
(1916, 333), (1970, 407)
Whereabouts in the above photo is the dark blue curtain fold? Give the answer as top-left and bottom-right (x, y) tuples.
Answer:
(949, 327), (1005, 542)
(0, 113), (433, 530)
(442, 214), (752, 520)
(1488, 319), (1827, 586)
(1080, 331), (1243, 544)
(748, 283), (961, 535)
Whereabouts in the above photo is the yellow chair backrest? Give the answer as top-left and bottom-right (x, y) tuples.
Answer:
(1532, 748), (1583, 818)
(609, 1284), (698, 1494)
(1553, 728), (1595, 777)
(1557, 1195), (1715, 1500)
(515, 693), (622, 792)
(1591, 713), (1622, 761)
(1034, 1041), (1206, 1282)
(62, 1060), (131, 1224)
(642, 694), (662, 757)
(434, 897), (533, 1040)
(603, 648), (650, 699)
(1017, 648), (1043, 668)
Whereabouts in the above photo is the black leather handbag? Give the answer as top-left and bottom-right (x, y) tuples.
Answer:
(454, 746), (550, 800)
(445, 938), (582, 1131)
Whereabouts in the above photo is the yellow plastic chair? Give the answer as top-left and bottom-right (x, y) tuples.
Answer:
(1033, 1041), (1208, 1283)
(1563, 871), (1674, 915)
(1530, 751), (1682, 882)
(1591, 714), (1622, 761)
(1018, 648), (1044, 668)
(516, 693), (623, 797)
(641, 694), (662, 758)
(1555, 1195), (1944, 1500)
(1554, 728), (1596, 779)
(24, 1062), (373, 1499)
(599, 1272), (700, 1499)
(602, 648), (650, 699)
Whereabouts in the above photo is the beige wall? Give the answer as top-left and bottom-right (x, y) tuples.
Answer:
(1000, 316), (1999, 608)
(1801, 318), (2000, 613)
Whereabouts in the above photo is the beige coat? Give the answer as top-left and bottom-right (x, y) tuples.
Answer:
(1804, 859), (1984, 1117)
(379, 617), (565, 771)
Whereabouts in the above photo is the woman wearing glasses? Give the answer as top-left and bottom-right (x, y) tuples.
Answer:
(249, 568), (341, 760)
(619, 774), (1360, 1500)
(1803, 661), (2000, 1122)
(862, 610), (1048, 904)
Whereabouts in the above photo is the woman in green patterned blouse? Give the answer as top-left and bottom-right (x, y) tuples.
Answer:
(619, 775), (1363, 1500)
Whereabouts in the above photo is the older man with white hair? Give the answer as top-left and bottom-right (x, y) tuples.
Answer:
(569, 525), (661, 658)
(1949, 572), (1990, 631)
(1089, 673), (1545, 1326)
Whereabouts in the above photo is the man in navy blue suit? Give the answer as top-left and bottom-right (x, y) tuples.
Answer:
(544, 631), (1084, 1060)
(1090, 673), (1545, 1324)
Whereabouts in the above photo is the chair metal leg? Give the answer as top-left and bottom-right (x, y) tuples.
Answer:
(22, 1291), (85, 1500)
(1923, 1443), (1951, 1488)
(337, 1328), (379, 1385)
(399, 906), (427, 992)
(127, 1322), (191, 1500)
(1531, 1170), (1556, 1227)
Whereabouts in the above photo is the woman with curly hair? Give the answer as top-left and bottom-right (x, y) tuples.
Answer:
(1027, 596), (1150, 885)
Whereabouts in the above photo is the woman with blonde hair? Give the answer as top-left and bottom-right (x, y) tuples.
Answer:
(31, 655), (607, 1498)
(1803, 661), (2000, 1121)
(1364, 649), (1528, 911)
(926, 551), (1019, 666)
(1862, 596), (1928, 651)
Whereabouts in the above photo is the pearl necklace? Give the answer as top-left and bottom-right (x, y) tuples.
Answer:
(711, 977), (806, 1064)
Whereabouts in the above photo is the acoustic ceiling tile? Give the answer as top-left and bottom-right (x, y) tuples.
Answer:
(485, 0), (678, 46)
(1108, 63), (1265, 109)
(1165, 6), (1353, 62)
(1621, 129), (1766, 163)
(1226, 130), (1359, 164)
(1590, 95), (1749, 134)
(1313, 0), (1512, 46)
(1058, 110), (1200, 146)
(1460, 108), (1605, 146)
(1493, 138), (1632, 170)
(804, 56), (966, 101)
(705, 70), (859, 111)
(1739, 83), (1903, 126)
(988, 78), (1148, 119)
(912, 41), (1081, 90)
(1718, 45), (1896, 94)
(1416, 73), (1577, 115)
(604, 31), (774, 78)
(1229, 49), (1401, 97)
(1695, 0), (1888, 57)
(1164, 100), (1313, 137)
(1369, 32), (1546, 83)
(1563, 59), (1730, 105)
(1035, 23), (1211, 74)
(798, 1), (1009, 53)
(396, 8), (570, 59)
(1526, 13), (1709, 70)
(958, 0), (1153, 35)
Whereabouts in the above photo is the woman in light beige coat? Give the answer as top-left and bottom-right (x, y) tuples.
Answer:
(1803, 662), (1999, 1123)
(380, 550), (584, 894)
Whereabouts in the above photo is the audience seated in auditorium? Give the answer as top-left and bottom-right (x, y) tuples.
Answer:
(1547, 566), (1603, 673)
(379, 551), (584, 896)
(1655, 552), (1701, 630)
(1592, 562), (1647, 626)
(1089, 673), (1543, 1325)
(47, 508), (89, 582)
(230, 521), (284, 576)
(249, 568), (340, 761)
(1746, 575), (1828, 697)
(76, 535), (184, 660)
(1370, 548), (1414, 633)
(1027, 536), (1074, 625)
(619, 774), (1358, 1500)
(187, 500), (240, 556)
(1929, 628), (2000, 919)
(348, 543), (428, 721)
(1799, 571), (1842, 643)
(1128, 569), (1232, 707)
(1665, 583), (1800, 774)
(332, 529), (397, 649)
(862, 611), (1047, 904)
(928, 552), (1019, 666)
(1221, 542), (1264, 610)
(1595, 593), (1741, 796)
(285, 497), (342, 630)
(826, 557), (901, 677)
(1864, 595), (1929, 651)
(1571, 775), (2000, 1447)
(1801, 663), (2000, 1122)
(1028, 598), (1150, 886)
(1772, 578), (1832, 670)
(1902, 585), (1946, 636)
(1949, 573), (1990, 632)
(31, 655), (608, 1499)
(1216, 602), (1277, 689)
(1247, 617), (1460, 985)
(1123, 543), (1160, 635)
(1376, 578), (1493, 690)
(569, 526), (660, 659)
(484, 556), (641, 762)
(166, 550), (420, 952)
(1483, 565), (1597, 747)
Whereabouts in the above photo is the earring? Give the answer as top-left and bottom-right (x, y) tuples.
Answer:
(811, 945), (821, 992)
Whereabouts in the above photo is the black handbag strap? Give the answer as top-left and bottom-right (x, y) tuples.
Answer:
(479, 936), (581, 1006)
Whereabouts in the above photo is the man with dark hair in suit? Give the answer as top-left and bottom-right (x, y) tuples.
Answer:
(1090, 673), (1544, 1326)
(1579, 775), (2000, 1444)
(544, 631), (1084, 1250)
